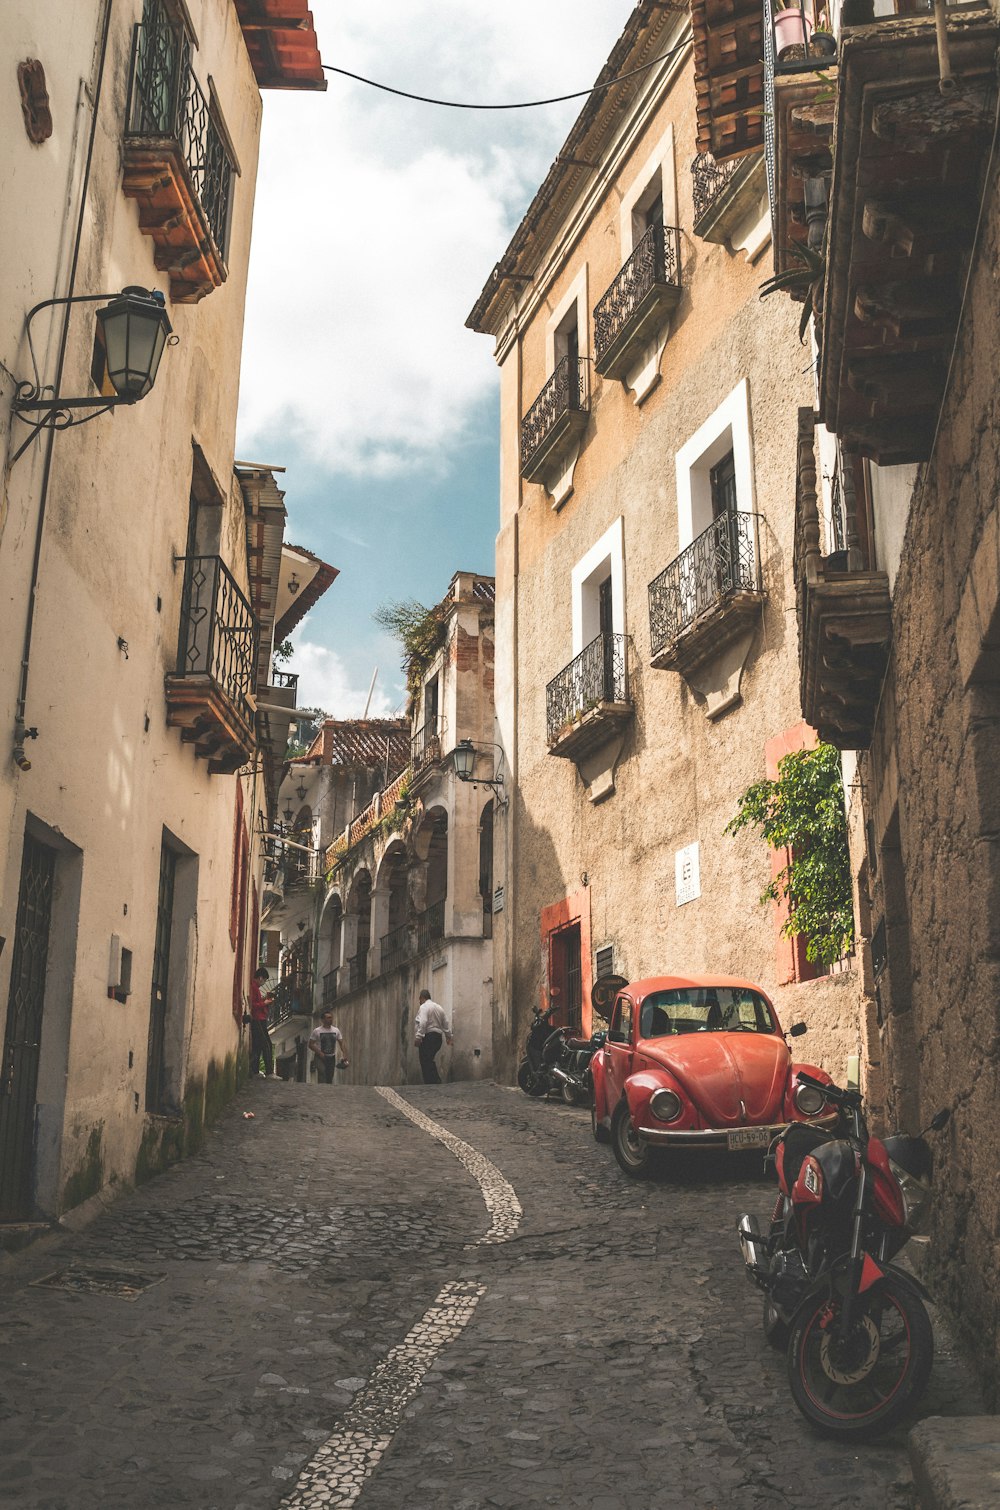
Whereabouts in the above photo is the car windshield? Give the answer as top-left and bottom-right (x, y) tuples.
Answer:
(638, 987), (776, 1037)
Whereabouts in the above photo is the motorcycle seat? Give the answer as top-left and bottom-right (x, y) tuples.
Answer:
(565, 1037), (591, 1050)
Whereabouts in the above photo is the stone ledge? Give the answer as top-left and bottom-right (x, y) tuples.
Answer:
(909, 1416), (1000, 1510)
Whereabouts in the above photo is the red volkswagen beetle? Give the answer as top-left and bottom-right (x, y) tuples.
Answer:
(590, 975), (837, 1178)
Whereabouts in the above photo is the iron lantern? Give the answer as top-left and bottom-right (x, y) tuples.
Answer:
(453, 739), (477, 781)
(96, 286), (172, 400)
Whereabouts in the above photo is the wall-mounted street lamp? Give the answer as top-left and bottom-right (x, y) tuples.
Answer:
(295, 781), (307, 802)
(283, 799), (294, 823)
(453, 738), (508, 808)
(11, 287), (175, 465)
(287, 572), (301, 595)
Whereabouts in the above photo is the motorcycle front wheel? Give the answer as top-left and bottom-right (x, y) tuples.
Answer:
(516, 1060), (548, 1098)
(787, 1278), (933, 1439)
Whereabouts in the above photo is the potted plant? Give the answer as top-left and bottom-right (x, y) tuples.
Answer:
(809, 6), (837, 56)
(774, 0), (814, 60)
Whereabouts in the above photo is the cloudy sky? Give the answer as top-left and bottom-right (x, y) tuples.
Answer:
(236, 0), (635, 716)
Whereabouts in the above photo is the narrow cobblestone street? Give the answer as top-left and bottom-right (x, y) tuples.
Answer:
(0, 1082), (984, 1510)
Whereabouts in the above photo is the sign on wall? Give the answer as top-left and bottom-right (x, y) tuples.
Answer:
(675, 842), (701, 907)
(493, 886), (505, 914)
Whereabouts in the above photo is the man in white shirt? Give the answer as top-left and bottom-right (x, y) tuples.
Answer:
(308, 1010), (349, 1084)
(414, 988), (452, 1084)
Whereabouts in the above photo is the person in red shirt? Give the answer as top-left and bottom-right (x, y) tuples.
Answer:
(248, 967), (275, 1077)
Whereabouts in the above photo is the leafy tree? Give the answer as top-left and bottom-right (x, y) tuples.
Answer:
(725, 743), (854, 967)
(373, 597), (446, 705)
(273, 639), (294, 664)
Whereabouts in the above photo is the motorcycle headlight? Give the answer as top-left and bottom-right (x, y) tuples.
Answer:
(649, 1088), (682, 1122)
(889, 1160), (933, 1232)
(793, 1081), (828, 1117)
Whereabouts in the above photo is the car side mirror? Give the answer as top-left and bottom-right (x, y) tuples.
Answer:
(929, 1108), (950, 1133)
(787, 1022), (808, 1038)
(608, 1028), (627, 1044)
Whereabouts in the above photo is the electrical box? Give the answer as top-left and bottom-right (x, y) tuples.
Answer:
(108, 934), (133, 1003)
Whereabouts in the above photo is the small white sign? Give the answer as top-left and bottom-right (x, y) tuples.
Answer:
(675, 842), (701, 907)
(493, 886), (505, 914)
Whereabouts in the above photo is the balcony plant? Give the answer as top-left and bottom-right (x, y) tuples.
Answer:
(759, 241), (826, 340)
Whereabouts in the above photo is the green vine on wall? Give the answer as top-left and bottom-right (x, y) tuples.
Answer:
(725, 742), (854, 967)
(373, 597), (446, 707)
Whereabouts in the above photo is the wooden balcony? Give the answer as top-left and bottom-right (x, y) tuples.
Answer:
(546, 634), (632, 761)
(691, 0), (766, 162)
(122, 7), (235, 303)
(794, 409), (891, 749)
(165, 555), (259, 773)
(818, 7), (998, 464)
(593, 223), (682, 381)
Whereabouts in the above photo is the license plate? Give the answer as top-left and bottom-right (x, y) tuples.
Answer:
(728, 1127), (770, 1151)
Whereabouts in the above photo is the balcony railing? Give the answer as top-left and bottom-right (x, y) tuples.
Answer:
(593, 223), (681, 380)
(123, 0), (235, 301)
(380, 921), (412, 974)
(267, 981), (299, 1030)
(546, 633), (628, 747)
(347, 953), (368, 992)
(416, 900), (446, 954)
(411, 720), (442, 775)
(322, 969), (338, 1008)
(648, 513), (761, 659)
(691, 153), (740, 223)
(271, 669), (298, 690)
(165, 555), (258, 771)
(520, 356), (590, 482)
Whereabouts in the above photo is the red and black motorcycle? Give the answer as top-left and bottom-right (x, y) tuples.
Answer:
(738, 1071), (949, 1438)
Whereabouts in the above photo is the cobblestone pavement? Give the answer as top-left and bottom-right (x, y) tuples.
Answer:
(0, 1081), (984, 1510)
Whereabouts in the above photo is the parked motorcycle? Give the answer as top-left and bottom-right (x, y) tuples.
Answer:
(516, 1004), (605, 1104)
(738, 1070), (949, 1439)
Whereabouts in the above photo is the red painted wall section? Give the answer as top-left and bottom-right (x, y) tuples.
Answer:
(764, 722), (819, 986)
(539, 887), (594, 1035)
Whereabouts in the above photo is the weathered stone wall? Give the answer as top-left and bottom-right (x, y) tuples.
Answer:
(859, 151), (1000, 1401)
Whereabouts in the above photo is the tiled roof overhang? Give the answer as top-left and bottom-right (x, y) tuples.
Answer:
(274, 544), (340, 643)
(234, 1), (327, 91)
(691, 0), (764, 162)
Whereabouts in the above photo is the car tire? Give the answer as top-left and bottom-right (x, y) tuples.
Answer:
(591, 1099), (611, 1144)
(611, 1099), (652, 1179)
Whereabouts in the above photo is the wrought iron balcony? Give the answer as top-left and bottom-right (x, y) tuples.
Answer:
(322, 969), (338, 1008)
(271, 669), (298, 690)
(266, 981), (298, 1029)
(593, 223), (681, 381)
(691, 151), (768, 248)
(410, 719), (443, 779)
(347, 953), (368, 992)
(649, 512), (763, 675)
(520, 356), (590, 485)
(546, 633), (631, 760)
(380, 921), (412, 974)
(794, 408), (891, 749)
(416, 900), (446, 954)
(165, 555), (258, 773)
(122, 0), (236, 303)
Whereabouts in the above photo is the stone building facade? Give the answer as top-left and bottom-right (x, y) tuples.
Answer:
(311, 573), (497, 1086)
(758, 0), (1000, 1396)
(468, 1), (863, 1084)
(0, 0), (325, 1219)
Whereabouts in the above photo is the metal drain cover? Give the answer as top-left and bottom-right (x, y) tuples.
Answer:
(31, 1264), (165, 1300)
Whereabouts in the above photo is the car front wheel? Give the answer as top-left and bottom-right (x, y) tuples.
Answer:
(611, 1099), (652, 1179)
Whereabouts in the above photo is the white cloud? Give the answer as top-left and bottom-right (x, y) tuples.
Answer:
(237, 1), (634, 475)
(290, 629), (400, 719)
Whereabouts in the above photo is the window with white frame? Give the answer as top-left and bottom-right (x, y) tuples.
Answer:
(675, 379), (756, 549)
(571, 518), (626, 657)
(621, 124), (676, 259)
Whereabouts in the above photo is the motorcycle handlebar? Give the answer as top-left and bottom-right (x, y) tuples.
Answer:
(797, 1070), (862, 1108)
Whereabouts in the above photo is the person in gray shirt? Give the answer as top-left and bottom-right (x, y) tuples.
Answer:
(414, 988), (452, 1084)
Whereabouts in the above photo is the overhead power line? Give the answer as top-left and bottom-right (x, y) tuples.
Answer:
(321, 39), (691, 111)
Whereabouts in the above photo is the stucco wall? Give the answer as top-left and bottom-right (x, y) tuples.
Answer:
(857, 152), (1000, 1402)
(0, 0), (266, 1215)
(490, 56), (864, 1084)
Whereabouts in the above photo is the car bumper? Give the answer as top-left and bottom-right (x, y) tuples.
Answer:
(637, 1111), (839, 1149)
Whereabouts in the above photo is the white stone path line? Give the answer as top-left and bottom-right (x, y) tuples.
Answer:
(278, 1092), (522, 1508)
(278, 1280), (485, 1510)
(375, 1085), (523, 1245)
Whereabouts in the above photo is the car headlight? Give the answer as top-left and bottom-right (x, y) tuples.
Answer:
(889, 1161), (933, 1232)
(793, 1081), (827, 1116)
(649, 1087), (682, 1122)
